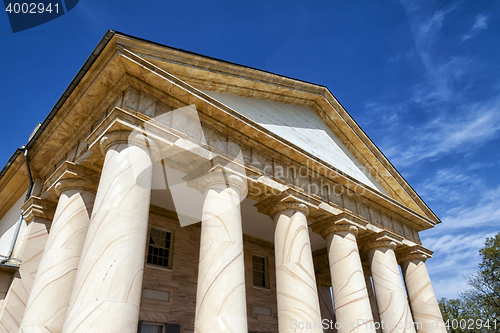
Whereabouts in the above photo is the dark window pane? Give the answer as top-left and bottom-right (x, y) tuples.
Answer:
(147, 228), (173, 269)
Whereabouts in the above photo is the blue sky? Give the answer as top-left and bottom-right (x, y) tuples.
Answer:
(1, 0), (499, 299)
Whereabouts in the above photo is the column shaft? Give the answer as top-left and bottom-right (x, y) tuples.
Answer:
(20, 188), (94, 333)
(194, 177), (248, 333)
(62, 138), (153, 333)
(326, 227), (375, 332)
(401, 259), (446, 333)
(369, 244), (416, 333)
(274, 205), (322, 333)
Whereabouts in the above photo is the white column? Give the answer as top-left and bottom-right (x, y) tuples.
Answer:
(366, 238), (416, 333)
(189, 168), (248, 333)
(271, 202), (323, 333)
(0, 198), (55, 333)
(62, 131), (154, 333)
(399, 249), (446, 333)
(315, 223), (375, 333)
(20, 179), (95, 333)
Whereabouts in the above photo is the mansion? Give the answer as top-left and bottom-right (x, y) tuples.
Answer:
(0, 31), (445, 333)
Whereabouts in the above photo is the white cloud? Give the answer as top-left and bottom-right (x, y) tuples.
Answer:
(418, 178), (500, 298)
(461, 14), (489, 41)
(383, 96), (500, 167)
(417, 167), (482, 204)
(440, 186), (500, 230)
(422, 230), (497, 299)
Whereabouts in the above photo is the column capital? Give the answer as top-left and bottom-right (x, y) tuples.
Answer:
(21, 196), (57, 223)
(99, 130), (160, 158)
(184, 155), (248, 196)
(54, 178), (97, 196)
(255, 190), (317, 220)
(310, 212), (367, 239)
(43, 161), (99, 197)
(360, 231), (404, 254)
(396, 245), (433, 264)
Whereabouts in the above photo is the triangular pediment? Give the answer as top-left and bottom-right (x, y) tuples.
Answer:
(109, 32), (439, 225)
(200, 90), (388, 194)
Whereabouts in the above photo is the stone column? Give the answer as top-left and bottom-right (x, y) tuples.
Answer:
(362, 262), (382, 333)
(187, 166), (248, 333)
(398, 247), (446, 333)
(313, 221), (375, 333)
(365, 235), (416, 333)
(20, 178), (96, 333)
(62, 131), (154, 333)
(0, 198), (55, 333)
(259, 200), (323, 333)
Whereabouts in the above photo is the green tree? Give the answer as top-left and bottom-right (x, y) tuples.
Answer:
(439, 233), (500, 333)
(438, 298), (482, 333)
(461, 233), (500, 333)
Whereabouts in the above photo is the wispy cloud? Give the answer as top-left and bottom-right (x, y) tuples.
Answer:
(461, 14), (489, 41)
(383, 96), (500, 167)
(400, 1), (471, 105)
(419, 172), (500, 298)
(417, 167), (482, 204)
(422, 229), (497, 298)
(371, 1), (499, 301)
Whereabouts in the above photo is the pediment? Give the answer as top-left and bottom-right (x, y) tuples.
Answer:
(110, 33), (438, 225)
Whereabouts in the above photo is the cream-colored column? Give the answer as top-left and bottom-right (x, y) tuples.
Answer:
(271, 202), (323, 333)
(365, 236), (416, 333)
(314, 222), (375, 333)
(189, 168), (248, 333)
(317, 284), (337, 333)
(62, 131), (154, 333)
(20, 179), (95, 333)
(362, 264), (382, 333)
(398, 248), (446, 333)
(0, 198), (55, 333)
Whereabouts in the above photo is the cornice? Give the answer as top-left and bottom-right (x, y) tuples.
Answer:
(396, 245), (434, 264)
(21, 196), (56, 223)
(42, 161), (99, 197)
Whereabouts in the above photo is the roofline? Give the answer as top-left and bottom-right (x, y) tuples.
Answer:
(0, 148), (24, 180)
(0, 30), (440, 224)
(0, 30), (115, 183)
(113, 30), (326, 90)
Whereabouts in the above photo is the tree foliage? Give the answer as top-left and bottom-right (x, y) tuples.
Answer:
(439, 233), (500, 333)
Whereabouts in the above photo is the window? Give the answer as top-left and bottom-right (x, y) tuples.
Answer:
(252, 255), (268, 289)
(138, 322), (180, 333)
(147, 227), (173, 269)
(139, 322), (165, 333)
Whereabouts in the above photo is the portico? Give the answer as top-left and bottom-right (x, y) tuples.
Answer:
(0, 31), (446, 333)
